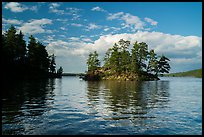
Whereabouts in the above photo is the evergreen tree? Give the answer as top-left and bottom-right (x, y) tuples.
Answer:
(87, 51), (100, 72)
(4, 25), (17, 63)
(36, 42), (50, 72)
(109, 43), (121, 73)
(118, 39), (131, 73)
(2, 34), (6, 64)
(85, 39), (171, 81)
(131, 41), (140, 73)
(138, 42), (148, 71)
(157, 55), (171, 75)
(147, 49), (157, 73)
(16, 31), (26, 63)
(2, 25), (61, 78)
(103, 48), (111, 70)
(27, 35), (37, 68)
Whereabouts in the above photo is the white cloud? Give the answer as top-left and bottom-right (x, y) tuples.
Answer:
(46, 39), (90, 57)
(104, 28), (110, 31)
(4, 2), (38, 13)
(102, 26), (121, 34)
(107, 12), (124, 20)
(4, 2), (28, 12)
(43, 35), (55, 43)
(71, 23), (83, 27)
(85, 23), (101, 31)
(66, 7), (82, 20)
(46, 31), (201, 72)
(18, 18), (52, 35)
(82, 38), (93, 42)
(68, 37), (80, 41)
(60, 27), (68, 30)
(144, 17), (158, 26)
(47, 31), (202, 58)
(46, 40), (70, 56)
(59, 35), (66, 38)
(30, 6), (38, 12)
(170, 58), (199, 64)
(91, 6), (106, 12)
(49, 5), (82, 20)
(56, 18), (68, 24)
(121, 13), (145, 30)
(3, 18), (23, 25)
(107, 12), (145, 30)
(49, 3), (64, 14)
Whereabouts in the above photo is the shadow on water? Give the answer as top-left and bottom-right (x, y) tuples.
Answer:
(2, 78), (56, 135)
(86, 80), (170, 124)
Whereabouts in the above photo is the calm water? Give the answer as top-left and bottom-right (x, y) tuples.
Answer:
(2, 76), (202, 135)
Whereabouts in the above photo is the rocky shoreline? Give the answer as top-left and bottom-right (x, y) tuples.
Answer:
(82, 69), (159, 81)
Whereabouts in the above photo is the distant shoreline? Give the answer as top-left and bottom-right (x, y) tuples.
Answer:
(163, 68), (202, 78)
(62, 73), (85, 76)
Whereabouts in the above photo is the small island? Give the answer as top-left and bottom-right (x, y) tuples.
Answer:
(83, 39), (171, 81)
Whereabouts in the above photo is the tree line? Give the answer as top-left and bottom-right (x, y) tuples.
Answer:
(86, 39), (170, 80)
(2, 25), (63, 79)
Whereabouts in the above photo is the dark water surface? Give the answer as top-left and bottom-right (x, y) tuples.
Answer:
(2, 76), (202, 135)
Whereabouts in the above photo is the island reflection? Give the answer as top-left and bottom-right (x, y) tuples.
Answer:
(86, 80), (170, 122)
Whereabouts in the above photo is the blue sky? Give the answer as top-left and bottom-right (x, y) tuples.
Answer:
(2, 2), (202, 73)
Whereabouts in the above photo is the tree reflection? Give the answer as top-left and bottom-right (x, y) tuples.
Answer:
(2, 78), (56, 135)
(86, 80), (170, 124)
(86, 81), (101, 114)
(102, 81), (148, 114)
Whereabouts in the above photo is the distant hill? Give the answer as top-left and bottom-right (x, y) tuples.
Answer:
(164, 69), (202, 78)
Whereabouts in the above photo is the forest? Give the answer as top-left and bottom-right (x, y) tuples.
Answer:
(85, 39), (171, 81)
(2, 25), (63, 80)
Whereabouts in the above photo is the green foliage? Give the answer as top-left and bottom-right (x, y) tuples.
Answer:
(4, 25), (17, 63)
(109, 43), (121, 73)
(119, 39), (131, 73)
(103, 39), (131, 73)
(2, 25), (63, 78)
(87, 51), (100, 72)
(131, 41), (140, 73)
(157, 55), (171, 75)
(86, 39), (171, 81)
(131, 41), (149, 73)
(147, 49), (158, 73)
(103, 48), (111, 69)
(28, 36), (50, 72)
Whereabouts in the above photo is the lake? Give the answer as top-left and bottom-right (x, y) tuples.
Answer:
(2, 76), (202, 135)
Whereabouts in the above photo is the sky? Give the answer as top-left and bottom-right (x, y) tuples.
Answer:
(2, 2), (202, 73)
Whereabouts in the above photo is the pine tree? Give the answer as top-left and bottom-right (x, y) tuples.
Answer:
(119, 39), (131, 73)
(131, 41), (140, 73)
(4, 25), (17, 63)
(27, 35), (37, 68)
(16, 31), (26, 63)
(103, 48), (111, 70)
(109, 43), (121, 73)
(147, 49), (157, 73)
(157, 55), (171, 75)
(87, 51), (100, 72)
